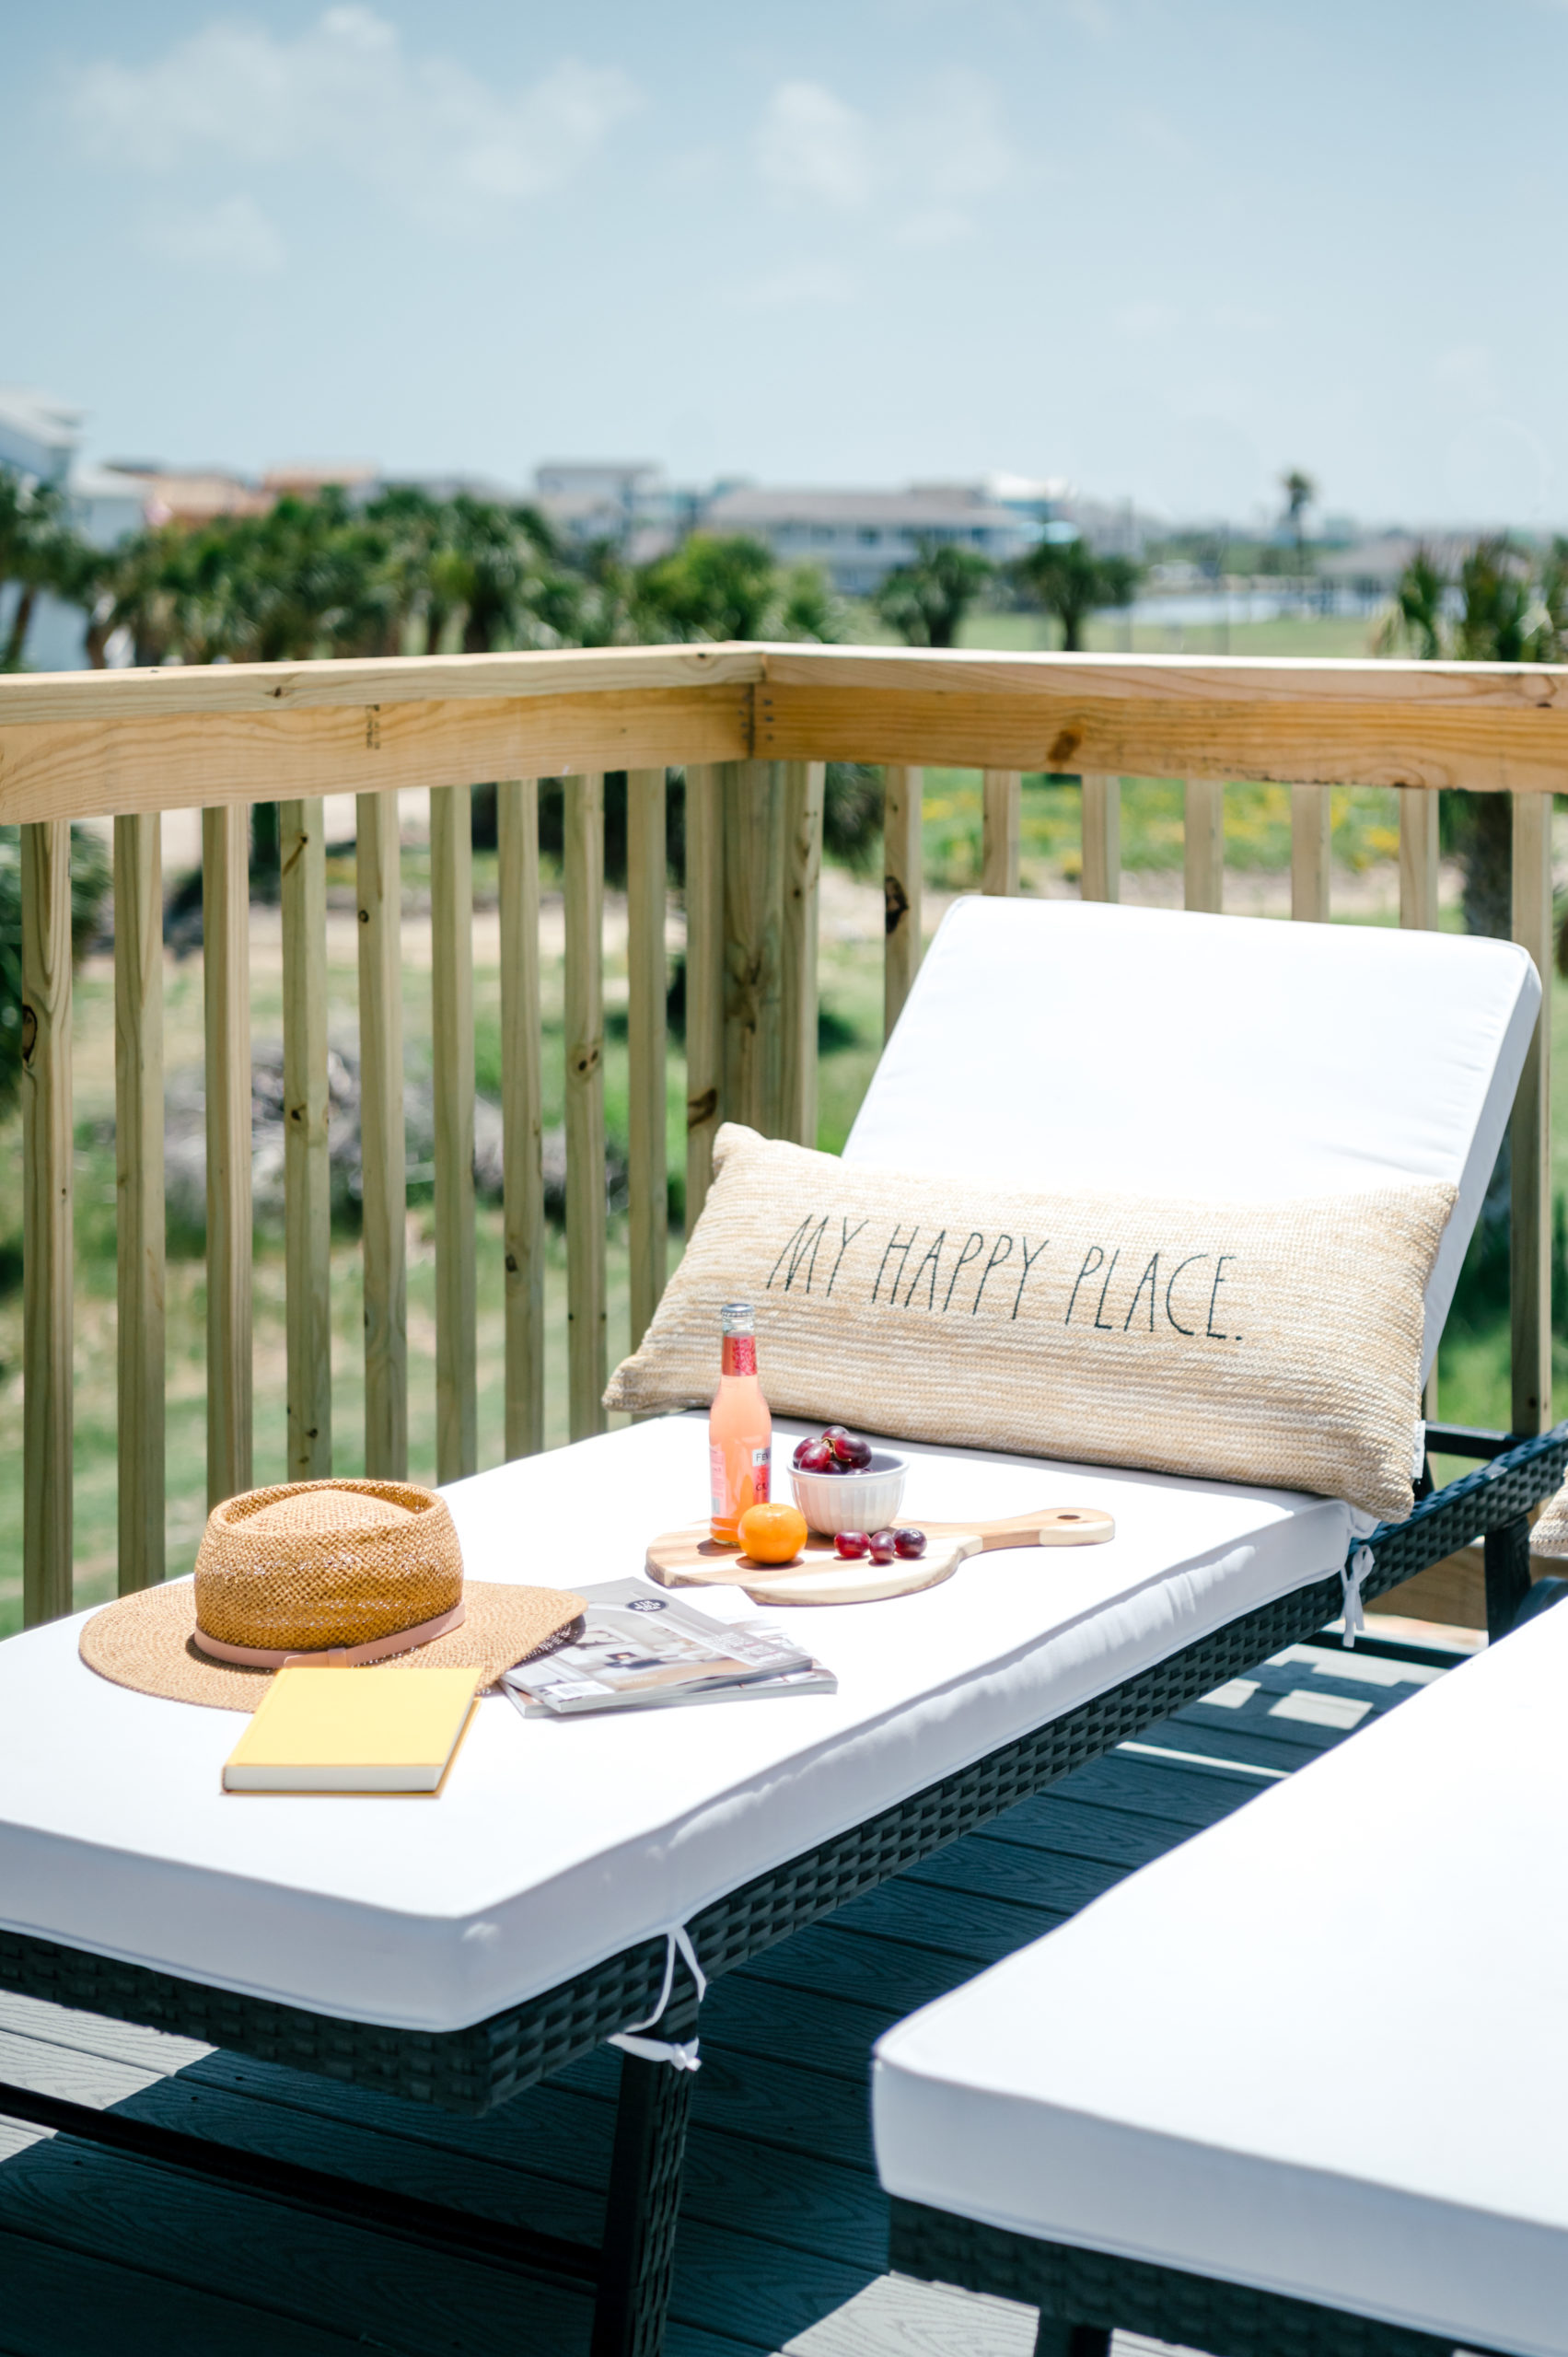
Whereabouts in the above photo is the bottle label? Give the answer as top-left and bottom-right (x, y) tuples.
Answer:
(711, 1443), (771, 1515)
(722, 1334), (758, 1376)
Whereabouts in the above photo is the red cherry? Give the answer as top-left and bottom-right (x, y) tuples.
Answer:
(869, 1528), (898, 1563)
(834, 1530), (871, 1560)
(893, 1527), (926, 1560)
(796, 1439), (833, 1472)
(820, 1424), (849, 1446)
(830, 1431), (871, 1470)
(792, 1436), (815, 1468)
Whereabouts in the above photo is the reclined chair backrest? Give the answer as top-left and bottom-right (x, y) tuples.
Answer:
(845, 897), (1539, 1380)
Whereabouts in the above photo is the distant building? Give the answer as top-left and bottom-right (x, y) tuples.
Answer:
(696, 479), (1056, 596)
(532, 462), (694, 561)
(0, 387), (80, 486)
(106, 464), (273, 527)
(263, 461), (378, 501)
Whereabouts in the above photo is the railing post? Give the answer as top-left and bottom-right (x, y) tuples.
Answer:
(1290, 785), (1331, 923)
(1183, 780), (1225, 912)
(114, 813), (165, 1592)
(683, 765), (725, 1231)
(722, 760), (786, 1132)
(564, 774), (608, 1442)
(627, 767), (669, 1354)
(21, 820), (73, 1625)
(884, 765), (924, 1037)
(356, 790), (407, 1480)
(203, 806), (252, 1509)
(498, 780), (545, 1459)
(281, 798), (331, 1481)
(981, 770), (1021, 896)
(1511, 789), (1553, 1437)
(431, 784), (477, 1483)
(1400, 788), (1441, 932)
(780, 759), (823, 1149)
(1080, 774), (1121, 903)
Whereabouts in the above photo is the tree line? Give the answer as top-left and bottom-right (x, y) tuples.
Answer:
(0, 469), (1139, 670)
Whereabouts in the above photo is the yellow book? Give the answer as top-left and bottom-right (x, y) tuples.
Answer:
(222, 1666), (482, 1794)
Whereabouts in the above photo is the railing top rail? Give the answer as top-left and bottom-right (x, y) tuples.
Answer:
(3, 642), (1567, 819)
(0, 642), (761, 726)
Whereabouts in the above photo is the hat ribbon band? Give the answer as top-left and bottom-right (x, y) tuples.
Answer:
(192, 1600), (467, 1670)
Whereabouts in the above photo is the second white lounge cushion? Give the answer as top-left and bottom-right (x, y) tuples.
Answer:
(607, 1124), (1451, 1521)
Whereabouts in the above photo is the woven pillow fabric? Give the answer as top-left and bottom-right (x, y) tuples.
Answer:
(606, 1124), (1455, 1522)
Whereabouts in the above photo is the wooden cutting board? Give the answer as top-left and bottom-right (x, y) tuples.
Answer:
(645, 1505), (1115, 1607)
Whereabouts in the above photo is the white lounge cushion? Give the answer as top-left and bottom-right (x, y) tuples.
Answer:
(873, 1603), (1568, 2357)
(0, 1414), (1350, 2033)
(848, 897), (1539, 1378)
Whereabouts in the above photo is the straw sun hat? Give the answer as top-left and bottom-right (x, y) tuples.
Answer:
(80, 1479), (585, 1713)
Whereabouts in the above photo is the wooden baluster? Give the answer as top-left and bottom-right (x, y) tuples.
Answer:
(1080, 774), (1121, 903)
(981, 770), (1021, 896)
(356, 790), (407, 1479)
(203, 807), (252, 1507)
(722, 760), (786, 1132)
(1512, 790), (1553, 1437)
(114, 813), (165, 1592)
(627, 768), (668, 1353)
(431, 784), (477, 1483)
(21, 820), (73, 1625)
(564, 774), (607, 1441)
(683, 764), (725, 1232)
(884, 765), (924, 1037)
(281, 799), (331, 1482)
(780, 760), (823, 1149)
(1400, 788), (1441, 932)
(1183, 780), (1225, 913)
(1290, 785), (1331, 923)
(497, 780), (544, 1459)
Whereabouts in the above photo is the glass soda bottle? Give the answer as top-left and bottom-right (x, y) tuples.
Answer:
(710, 1301), (772, 1544)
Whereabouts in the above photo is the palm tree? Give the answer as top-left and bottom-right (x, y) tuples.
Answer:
(0, 472), (75, 670)
(1281, 470), (1316, 574)
(1380, 535), (1551, 940)
(1013, 538), (1139, 652)
(872, 538), (993, 649)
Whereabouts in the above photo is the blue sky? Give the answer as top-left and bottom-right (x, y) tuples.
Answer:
(4, 1), (1562, 525)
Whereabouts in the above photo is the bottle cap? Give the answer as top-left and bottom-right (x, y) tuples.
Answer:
(719, 1301), (755, 1336)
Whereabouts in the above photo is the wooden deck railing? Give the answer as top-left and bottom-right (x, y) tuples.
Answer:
(0, 644), (1560, 1626)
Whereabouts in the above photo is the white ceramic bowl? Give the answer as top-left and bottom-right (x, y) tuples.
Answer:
(789, 1449), (906, 1538)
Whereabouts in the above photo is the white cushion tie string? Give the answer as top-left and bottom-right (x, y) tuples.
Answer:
(610, 1924), (708, 2072)
(1341, 1545), (1374, 1650)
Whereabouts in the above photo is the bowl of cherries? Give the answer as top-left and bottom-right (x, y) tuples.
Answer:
(788, 1425), (915, 1543)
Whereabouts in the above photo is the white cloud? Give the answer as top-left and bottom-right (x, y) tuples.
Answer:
(757, 82), (874, 206)
(756, 69), (1012, 252)
(898, 71), (1014, 202)
(144, 192), (285, 274)
(69, 8), (640, 222)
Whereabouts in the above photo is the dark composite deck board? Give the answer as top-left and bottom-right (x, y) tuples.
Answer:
(0, 1648), (1428, 2357)
(0, 2132), (597, 2354)
(0, 2221), (372, 2357)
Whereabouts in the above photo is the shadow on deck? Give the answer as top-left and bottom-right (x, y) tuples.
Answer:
(0, 1633), (1453, 2357)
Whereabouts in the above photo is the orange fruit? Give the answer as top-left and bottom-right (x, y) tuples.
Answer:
(738, 1502), (808, 1566)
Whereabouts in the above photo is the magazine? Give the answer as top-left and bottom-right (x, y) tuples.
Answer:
(501, 1579), (837, 1717)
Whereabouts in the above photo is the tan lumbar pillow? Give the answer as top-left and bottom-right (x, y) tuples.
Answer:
(607, 1124), (1454, 1523)
(1530, 1483), (1568, 1558)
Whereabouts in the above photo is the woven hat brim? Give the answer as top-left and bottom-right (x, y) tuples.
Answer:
(79, 1579), (585, 1713)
